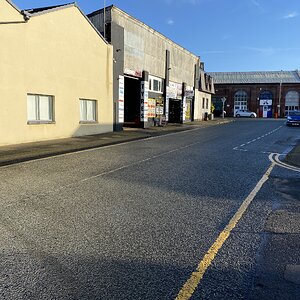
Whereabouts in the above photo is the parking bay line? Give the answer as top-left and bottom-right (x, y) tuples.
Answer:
(175, 162), (275, 300)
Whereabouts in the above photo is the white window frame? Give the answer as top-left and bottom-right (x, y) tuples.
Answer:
(148, 75), (163, 94)
(79, 99), (97, 123)
(27, 94), (54, 124)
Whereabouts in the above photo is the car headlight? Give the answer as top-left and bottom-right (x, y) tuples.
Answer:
(287, 116), (292, 120)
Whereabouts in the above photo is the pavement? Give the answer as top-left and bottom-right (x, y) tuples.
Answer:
(285, 138), (300, 168)
(0, 119), (231, 166)
(0, 118), (299, 167)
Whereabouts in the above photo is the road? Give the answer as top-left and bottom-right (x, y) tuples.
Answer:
(0, 119), (299, 299)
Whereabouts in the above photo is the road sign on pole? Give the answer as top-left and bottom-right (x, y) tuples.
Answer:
(221, 97), (226, 119)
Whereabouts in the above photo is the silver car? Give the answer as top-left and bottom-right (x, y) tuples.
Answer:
(235, 110), (257, 118)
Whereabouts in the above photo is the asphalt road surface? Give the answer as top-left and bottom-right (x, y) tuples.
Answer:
(0, 119), (299, 299)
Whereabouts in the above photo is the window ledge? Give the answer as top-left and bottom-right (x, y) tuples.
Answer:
(79, 121), (98, 124)
(27, 121), (55, 125)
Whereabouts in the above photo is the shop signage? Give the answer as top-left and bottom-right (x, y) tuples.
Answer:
(124, 68), (142, 78)
(148, 98), (156, 118)
(165, 94), (169, 121)
(185, 86), (194, 98)
(182, 96), (186, 122)
(167, 83), (177, 99)
(118, 75), (124, 123)
(140, 81), (149, 121)
(176, 83), (182, 99)
(260, 99), (272, 106)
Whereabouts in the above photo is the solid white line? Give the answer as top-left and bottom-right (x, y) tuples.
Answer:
(269, 153), (300, 172)
(274, 155), (300, 172)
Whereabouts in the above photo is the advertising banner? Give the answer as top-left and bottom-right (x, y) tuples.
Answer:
(118, 75), (124, 123)
(140, 81), (149, 121)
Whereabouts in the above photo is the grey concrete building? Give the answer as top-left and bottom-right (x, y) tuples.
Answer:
(88, 5), (214, 130)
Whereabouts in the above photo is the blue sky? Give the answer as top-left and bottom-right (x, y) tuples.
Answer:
(13, 0), (300, 72)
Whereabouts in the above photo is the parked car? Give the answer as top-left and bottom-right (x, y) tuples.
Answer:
(286, 110), (300, 126)
(235, 110), (257, 118)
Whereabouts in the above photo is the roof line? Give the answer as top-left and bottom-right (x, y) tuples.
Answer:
(23, 2), (108, 45)
(208, 70), (300, 84)
(6, 0), (21, 13)
(75, 3), (108, 44)
(24, 2), (75, 17)
(88, 5), (201, 62)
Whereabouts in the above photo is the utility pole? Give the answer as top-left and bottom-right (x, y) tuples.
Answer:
(278, 79), (282, 118)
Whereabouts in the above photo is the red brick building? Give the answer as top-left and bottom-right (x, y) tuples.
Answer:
(208, 71), (300, 118)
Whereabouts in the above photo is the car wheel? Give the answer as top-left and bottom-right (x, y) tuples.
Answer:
(236, 114), (240, 118)
(250, 114), (255, 118)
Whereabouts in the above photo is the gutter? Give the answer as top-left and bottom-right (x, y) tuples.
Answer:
(0, 10), (30, 24)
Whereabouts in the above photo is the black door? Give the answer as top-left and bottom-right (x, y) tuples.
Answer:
(169, 99), (181, 123)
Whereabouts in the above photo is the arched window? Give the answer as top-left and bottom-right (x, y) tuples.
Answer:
(285, 91), (299, 115)
(234, 90), (248, 114)
(259, 91), (273, 101)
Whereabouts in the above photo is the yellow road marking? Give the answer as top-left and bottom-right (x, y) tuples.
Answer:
(175, 162), (275, 300)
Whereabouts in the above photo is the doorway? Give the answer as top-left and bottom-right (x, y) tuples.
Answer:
(169, 99), (181, 123)
(124, 76), (141, 127)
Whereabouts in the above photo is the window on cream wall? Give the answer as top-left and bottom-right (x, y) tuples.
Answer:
(148, 75), (163, 93)
(202, 98), (205, 109)
(27, 94), (54, 123)
(80, 99), (97, 123)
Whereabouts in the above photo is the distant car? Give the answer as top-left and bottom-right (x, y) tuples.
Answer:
(235, 110), (257, 118)
(286, 110), (300, 126)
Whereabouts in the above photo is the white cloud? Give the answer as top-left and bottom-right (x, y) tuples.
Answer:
(166, 18), (174, 25)
(221, 34), (232, 41)
(283, 12), (299, 19)
(201, 50), (228, 54)
(244, 47), (276, 56)
(249, 0), (266, 14)
(251, 0), (260, 7)
(164, 0), (200, 5)
(241, 46), (300, 56)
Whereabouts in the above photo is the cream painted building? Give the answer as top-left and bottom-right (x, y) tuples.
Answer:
(0, 0), (113, 146)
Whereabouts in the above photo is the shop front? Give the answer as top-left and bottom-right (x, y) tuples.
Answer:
(259, 91), (273, 118)
(185, 86), (194, 122)
(167, 81), (183, 123)
(148, 94), (165, 126)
